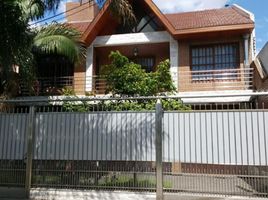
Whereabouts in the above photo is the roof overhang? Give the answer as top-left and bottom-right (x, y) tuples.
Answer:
(173, 23), (254, 40)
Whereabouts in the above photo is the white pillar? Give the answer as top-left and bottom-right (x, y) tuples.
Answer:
(243, 34), (250, 89)
(243, 34), (250, 66)
(169, 36), (179, 90)
(85, 45), (94, 92)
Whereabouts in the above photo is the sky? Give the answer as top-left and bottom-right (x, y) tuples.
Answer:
(36, 0), (268, 52)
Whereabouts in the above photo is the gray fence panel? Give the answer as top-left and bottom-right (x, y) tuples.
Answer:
(33, 112), (156, 161)
(0, 114), (28, 160)
(2, 111), (268, 165)
(163, 111), (268, 165)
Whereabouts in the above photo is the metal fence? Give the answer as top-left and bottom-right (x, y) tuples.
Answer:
(0, 97), (268, 199)
(162, 111), (268, 197)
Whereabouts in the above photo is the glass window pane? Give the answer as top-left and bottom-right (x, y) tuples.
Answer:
(191, 44), (238, 81)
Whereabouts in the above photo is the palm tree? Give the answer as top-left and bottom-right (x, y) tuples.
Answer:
(0, 0), (63, 97)
(0, 0), (85, 97)
(0, 0), (135, 97)
(33, 23), (86, 64)
(108, 0), (136, 25)
(79, 0), (136, 24)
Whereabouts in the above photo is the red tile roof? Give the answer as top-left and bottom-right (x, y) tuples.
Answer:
(165, 6), (254, 31)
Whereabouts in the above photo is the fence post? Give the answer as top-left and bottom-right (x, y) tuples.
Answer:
(155, 100), (163, 200)
(25, 106), (35, 198)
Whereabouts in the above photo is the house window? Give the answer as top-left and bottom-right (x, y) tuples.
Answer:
(133, 57), (155, 72)
(191, 44), (239, 81)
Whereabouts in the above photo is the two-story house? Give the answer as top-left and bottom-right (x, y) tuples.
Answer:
(32, 0), (258, 104)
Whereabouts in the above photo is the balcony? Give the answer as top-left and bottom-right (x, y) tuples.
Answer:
(20, 76), (74, 96)
(20, 76), (108, 96)
(177, 68), (254, 92)
(19, 68), (254, 97)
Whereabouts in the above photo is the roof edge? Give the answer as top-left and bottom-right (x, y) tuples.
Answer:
(254, 58), (267, 80)
(143, 0), (176, 34)
(233, 4), (255, 21)
(81, 0), (111, 44)
(68, 20), (92, 23)
(173, 23), (254, 36)
(81, 0), (177, 45)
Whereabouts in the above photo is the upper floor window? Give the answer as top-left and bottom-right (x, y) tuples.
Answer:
(191, 44), (240, 81)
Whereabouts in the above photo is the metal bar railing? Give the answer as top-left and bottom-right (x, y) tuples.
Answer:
(20, 76), (74, 96)
(18, 68), (255, 97)
(177, 68), (254, 91)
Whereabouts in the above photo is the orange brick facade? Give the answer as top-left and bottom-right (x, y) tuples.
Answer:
(73, 64), (86, 95)
(66, 2), (98, 22)
(178, 37), (247, 92)
(73, 37), (253, 95)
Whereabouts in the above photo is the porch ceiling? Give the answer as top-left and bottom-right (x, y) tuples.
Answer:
(92, 31), (170, 47)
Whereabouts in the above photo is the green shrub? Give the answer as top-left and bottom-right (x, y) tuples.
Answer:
(61, 51), (190, 112)
(100, 51), (176, 96)
(62, 99), (190, 112)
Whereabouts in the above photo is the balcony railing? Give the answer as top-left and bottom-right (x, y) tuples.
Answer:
(19, 68), (254, 96)
(20, 76), (74, 96)
(177, 68), (254, 92)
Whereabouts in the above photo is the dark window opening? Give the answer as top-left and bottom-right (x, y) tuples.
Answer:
(35, 55), (74, 95)
(115, 2), (162, 34)
(36, 55), (74, 77)
(132, 57), (155, 73)
(191, 43), (240, 81)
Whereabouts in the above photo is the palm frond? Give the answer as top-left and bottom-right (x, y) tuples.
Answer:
(19, 0), (61, 20)
(19, 0), (45, 20)
(33, 23), (86, 64)
(109, 0), (136, 25)
(42, 0), (61, 12)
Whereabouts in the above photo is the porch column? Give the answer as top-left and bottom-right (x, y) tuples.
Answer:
(169, 36), (179, 90)
(85, 45), (94, 92)
(243, 34), (250, 66)
(243, 34), (250, 89)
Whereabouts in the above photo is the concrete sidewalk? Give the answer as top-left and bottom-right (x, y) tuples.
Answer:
(0, 188), (266, 200)
(29, 188), (266, 200)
